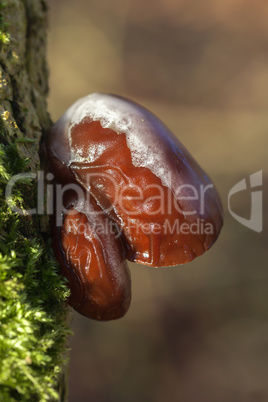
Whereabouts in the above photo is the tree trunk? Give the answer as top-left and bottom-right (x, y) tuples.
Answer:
(0, 1), (70, 401)
(0, 0), (51, 160)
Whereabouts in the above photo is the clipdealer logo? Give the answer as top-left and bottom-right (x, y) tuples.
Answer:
(228, 170), (263, 233)
(5, 169), (264, 233)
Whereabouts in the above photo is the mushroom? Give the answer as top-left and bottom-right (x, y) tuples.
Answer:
(44, 93), (223, 320)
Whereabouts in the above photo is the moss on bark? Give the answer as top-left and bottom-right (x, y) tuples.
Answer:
(0, 1), (70, 401)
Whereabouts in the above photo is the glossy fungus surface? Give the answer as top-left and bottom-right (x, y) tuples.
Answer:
(44, 93), (223, 320)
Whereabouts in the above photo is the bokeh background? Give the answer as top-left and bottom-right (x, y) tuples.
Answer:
(46, 1), (268, 401)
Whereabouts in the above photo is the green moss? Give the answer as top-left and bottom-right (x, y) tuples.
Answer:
(0, 142), (71, 401)
(0, 30), (10, 45)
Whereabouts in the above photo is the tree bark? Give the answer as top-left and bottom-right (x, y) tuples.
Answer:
(0, 1), (69, 401)
(0, 0), (51, 162)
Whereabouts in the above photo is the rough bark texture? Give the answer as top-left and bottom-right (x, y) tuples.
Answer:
(0, 0), (51, 163)
(0, 1), (69, 401)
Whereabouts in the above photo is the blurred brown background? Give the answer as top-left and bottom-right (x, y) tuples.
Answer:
(46, 1), (268, 401)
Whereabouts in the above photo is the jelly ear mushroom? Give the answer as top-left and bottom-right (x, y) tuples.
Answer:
(52, 192), (131, 321)
(45, 93), (223, 320)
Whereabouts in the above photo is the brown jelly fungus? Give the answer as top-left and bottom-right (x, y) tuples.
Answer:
(44, 93), (223, 321)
